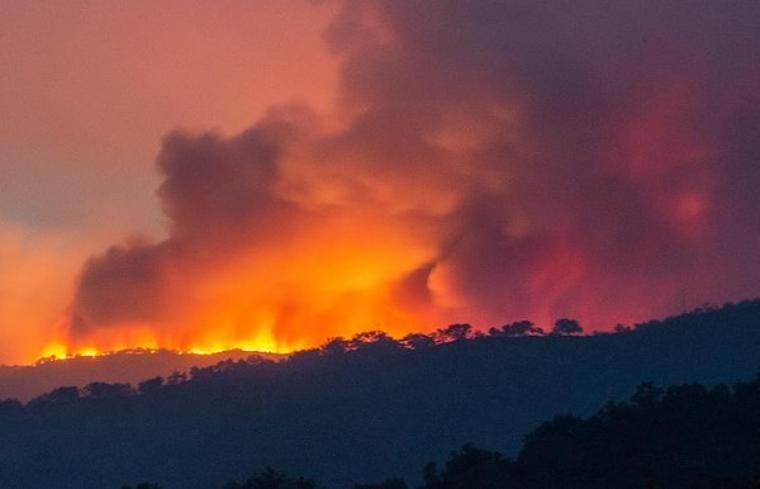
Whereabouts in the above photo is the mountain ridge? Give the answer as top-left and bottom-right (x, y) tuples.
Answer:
(1, 300), (760, 488)
(0, 348), (284, 402)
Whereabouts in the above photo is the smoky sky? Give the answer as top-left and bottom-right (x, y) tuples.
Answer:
(70, 0), (760, 345)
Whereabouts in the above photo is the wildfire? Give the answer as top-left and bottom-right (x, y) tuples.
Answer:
(37, 336), (286, 363)
(38, 342), (103, 362)
(28, 233), (438, 365)
(37, 327), (291, 362)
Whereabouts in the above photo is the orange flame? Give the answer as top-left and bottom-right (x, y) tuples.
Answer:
(33, 224), (440, 364)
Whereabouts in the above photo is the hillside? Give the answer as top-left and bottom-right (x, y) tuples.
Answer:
(0, 349), (283, 402)
(1, 300), (760, 488)
(130, 374), (760, 488)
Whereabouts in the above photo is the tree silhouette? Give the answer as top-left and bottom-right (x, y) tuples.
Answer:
(166, 370), (188, 385)
(421, 444), (513, 489)
(27, 386), (80, 406)
(82, 382), (134, 400)
(400, 333), (435, 350)
(551, 318), (583, 336)
(490, 320), (540, 337)
(613, 323), (632, 334)
(321, 337), (350, 355)
(137, 377), (164, 395)
(436, 323), (472, 342)
(350, 331), (400, 352)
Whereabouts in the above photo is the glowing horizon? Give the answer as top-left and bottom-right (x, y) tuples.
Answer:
(3, 1), (760, 365)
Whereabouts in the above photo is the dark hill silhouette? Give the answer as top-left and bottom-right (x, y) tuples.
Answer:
(126, 374), (760, 488)
(0, 349), (284, 402)
(2, 300), (760, 489)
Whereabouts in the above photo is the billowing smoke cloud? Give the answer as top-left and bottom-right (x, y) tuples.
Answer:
(68, 0), (760, 351)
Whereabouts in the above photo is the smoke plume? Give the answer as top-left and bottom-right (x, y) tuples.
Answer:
(68, 0), (760, 352)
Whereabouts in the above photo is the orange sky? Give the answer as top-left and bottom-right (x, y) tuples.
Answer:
(0, 0), (339, 364)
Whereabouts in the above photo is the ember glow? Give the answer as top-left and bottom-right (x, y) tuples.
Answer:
(2, 1), (760, 364)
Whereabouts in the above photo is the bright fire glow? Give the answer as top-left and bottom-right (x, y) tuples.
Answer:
(6, 1), (758, 368)
(34, 222), (440, 364)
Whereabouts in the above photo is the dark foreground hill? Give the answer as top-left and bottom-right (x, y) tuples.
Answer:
(0, 349), (283, 402)
(130, 374), (760, 489)
(2, 300), (760, 489)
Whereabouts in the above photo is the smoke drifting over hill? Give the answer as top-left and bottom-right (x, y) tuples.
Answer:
(67, 1), (760, 354)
